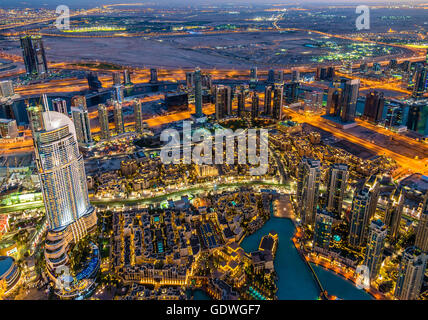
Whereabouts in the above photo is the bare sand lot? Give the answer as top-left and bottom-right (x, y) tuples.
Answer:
(2, 30), (403, 70)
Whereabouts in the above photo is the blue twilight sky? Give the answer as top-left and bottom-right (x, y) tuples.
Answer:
(0, 0), (423, 9)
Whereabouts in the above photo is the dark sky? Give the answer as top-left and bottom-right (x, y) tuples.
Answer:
(0, 0), (420, 9)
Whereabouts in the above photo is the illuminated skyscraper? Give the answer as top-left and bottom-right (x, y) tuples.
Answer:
(297, 158), (321, 225)
(383, 188), (403, 241)
(113, 85), (124, 104)
(29, 108), (94, 230)
(313, 209), (333, 250)
(250, 67), (258, 89)
(52, 98), (68, 116)
(349, 188), (371, 247)
(28, 106), (97, 286)
(292, 69), (300, 82)
(264, 85), (273, 116)
(113, 102), (124, 134)
(340, 79), (360, 122)
(412, 65), (427, 99)
(364, 219), (387, 280)
(272, 84), (283, 120)
(267, 69), (275, 83)
(236, 88), (245, 117)
(278, 70), (285, 83)
(363, 91), (385, 122)
(150, 68), (158, 84)
(71, 106), (93, 146)
(284, 82), (299, 104)
(112, 72), (122, 86)
(20, 35), (48, 76)
(194, 68), (203, 118)
(87, 72), (102, 91)
(71, 95), (87, 109)
(326, 163), (348, 217)
(123, 69), (132, 85)
(186, 72), (195, 88)
(98, 103), (110, 140)
(214, 85), (232, 120)
(251, 91), (259, 120)
(415, 209), (428, 252)
(326, 83), (342, 116)
(0, 119), (18, 139)
(133, 99), (144, 133)
(0, 80), (14, 98)
(394, 246), (427, 300)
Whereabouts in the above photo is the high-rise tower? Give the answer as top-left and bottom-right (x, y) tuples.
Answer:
(71, 106), (93, 146)
(98, 103), (110, 140)
(28, 106), (97, 285)
(133, 99), (144, 133)
(113, 102), (124, 134)
(297, 158), (321, 225)
(394, 246), (427, 300)
(20, 35), (48, 76)
(364, 219), (387, 280)
(340, 79), (360, 122)
(194, 68), (203, 118)
(326, 163), (348, 217)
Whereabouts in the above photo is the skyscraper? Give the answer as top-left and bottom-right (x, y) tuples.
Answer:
(150, 68), (158, 84)
(20, 35), (48, 76)
(412, 65), (427, 99)
(415, 209), (428, 252)
(340, 79), (360, 122)
(326, 163), (348, 217)
(364, 219), (387, 280)
(98, 103), (110, 140)
(215, 85), (232, 120)
(383, 188), (403, 241)
(28, 107), (97, 286)
(133, 99), (144, 133)
(394, 246), (427, 300)
(123, 69), (132, 85)
(52, 98), (68, 116)
(278, 70), (285, 83)
(194, 68), (203, 118)
(250, 67), (258, 89)
(186, 72), (195, 88)
(363, 91), (385, 122)
(71, 95), (87, 109)
(113, 85), (124, 104)
(87, 72), (102, 91)
(0, 80), (15, 98)
(112, 72), (122, 86)
(313, 209), (333, 250)
(297, 158), (321, 225)
(349, 188), (371, 247)
(365, 175), (381, 220)
(71, 106), (93, 146)
(272, 84), (283, 120)
(251, 91), (259, 120)
(284, 82), (299, 104)
(326, 83), (342, 116)
(264, 85), (273, 116)
(0, 119), (18, 139)
(201, 73), (212, 90)
(236, 88), (245, 117)
(113, 102), (124, 134)
(267, 69), (275, 83)
(292, 69), (300, 82)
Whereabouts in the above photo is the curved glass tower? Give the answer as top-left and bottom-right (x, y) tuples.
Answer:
(31, 110), (93, 230)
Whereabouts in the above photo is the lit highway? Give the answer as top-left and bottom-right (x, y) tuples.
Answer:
(283, 108), (428, 177)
